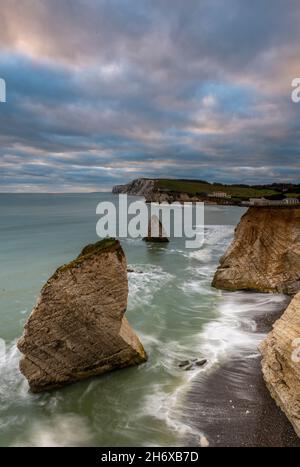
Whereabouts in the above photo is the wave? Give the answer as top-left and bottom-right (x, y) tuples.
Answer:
(128, 264), (174, 308)
(0, 340), (29, 409)
(11, 414), (93, 447)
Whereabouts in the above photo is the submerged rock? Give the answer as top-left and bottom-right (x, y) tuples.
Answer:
(195, 359), (207, 367)
(212, 207), (300, 294)
(18, 238), (147, 393)
(178, 358), (207, 371)
(184, 363), (193, 371)
(178, 360), (190, 368)
(143, 215), (169, 243)
(260, 293), (300, 437)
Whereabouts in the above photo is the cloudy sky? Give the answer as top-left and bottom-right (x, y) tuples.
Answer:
(0, 0), (300, 192)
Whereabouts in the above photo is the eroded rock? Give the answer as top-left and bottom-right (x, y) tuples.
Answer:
(143, 215), (169, 243)
(18, 238), (147, 392)
(260, 293), (300, 437)
(212, 207), (300, 294)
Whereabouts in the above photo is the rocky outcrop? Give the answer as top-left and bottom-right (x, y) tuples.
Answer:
(18, 238), (147, 392)
(212, 207), (300, 294)
(143, 215), (169, 243)
(112, 178), (155, 196)
(260, 293), (300, 437)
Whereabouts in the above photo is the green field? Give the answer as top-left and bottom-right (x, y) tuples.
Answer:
(156, 179), (278, 199)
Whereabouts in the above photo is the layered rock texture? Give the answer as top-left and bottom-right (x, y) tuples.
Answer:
(18, 238), (147, 392)
(260, 293), (300, 437)
(212, 207), (300, 294)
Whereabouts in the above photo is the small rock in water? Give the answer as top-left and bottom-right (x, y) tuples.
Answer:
(199, 435), (210, 447)
(195, 359), (207, 367)
(178, 360), (190, 368)
(143, 215), (169, 243)
(184, 363), (193, 371)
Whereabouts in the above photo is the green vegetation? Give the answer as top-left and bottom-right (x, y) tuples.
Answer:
(156, 179), (279, 199)
(286, 193), (300, 199)
(54, 238), (121, 276)
(79, 238), (118, 258)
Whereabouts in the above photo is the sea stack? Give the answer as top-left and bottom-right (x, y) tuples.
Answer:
(260, 293), (300, 437)
(143, 215), (169, 243)
(18, 238), (147, 393)
(212, 207), (300, 294)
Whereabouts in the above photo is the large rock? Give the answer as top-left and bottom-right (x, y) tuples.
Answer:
(212, 207), (300, 294)
(18, 238), (147, 392)
(260, 293), (300, 437)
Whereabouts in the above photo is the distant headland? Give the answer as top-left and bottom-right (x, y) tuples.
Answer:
(113, 178), (300, 207)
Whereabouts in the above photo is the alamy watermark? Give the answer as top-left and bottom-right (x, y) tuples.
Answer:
(291, 78), (300, 103)
(0, 338), (5, 362)
(96, 195), (204, 249)
(0, 78), (6, 103)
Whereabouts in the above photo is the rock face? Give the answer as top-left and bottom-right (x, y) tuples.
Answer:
(112, 178), (155, 196)
(143, 215), (169, 243)
(212, 207), (300, 294)
(260, 293), (300, 437)
(18, 238), (147, 393)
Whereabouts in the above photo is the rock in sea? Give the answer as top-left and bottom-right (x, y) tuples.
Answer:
(195, 359), (207, 367)
(143, 215), (169, 243)
(17, 238), (147, 393)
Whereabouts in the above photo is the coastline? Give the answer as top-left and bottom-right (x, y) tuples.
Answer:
(112, 178), (300, 208)
(183, 297), (300, 447)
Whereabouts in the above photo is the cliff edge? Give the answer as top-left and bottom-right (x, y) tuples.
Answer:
(212, 207), (300, 294)
(18, 238), (147, 392)
(260, 293), (300, 437)
(112, 178), (155, 196)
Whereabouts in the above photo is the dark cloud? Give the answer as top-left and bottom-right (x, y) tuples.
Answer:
(0, 0), (299, 191)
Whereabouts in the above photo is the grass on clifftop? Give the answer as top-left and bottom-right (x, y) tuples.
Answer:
(79, 238), (119, 258)
(156, 179), (278, 199)
(54, 238), (122, 276)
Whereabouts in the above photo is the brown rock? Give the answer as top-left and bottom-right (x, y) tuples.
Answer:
(17, 238), (147, 393)
(260, 293), (300, 437)
(212, 207), (300, 294)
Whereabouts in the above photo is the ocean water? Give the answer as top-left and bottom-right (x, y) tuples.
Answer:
(0, 194), (287, 447)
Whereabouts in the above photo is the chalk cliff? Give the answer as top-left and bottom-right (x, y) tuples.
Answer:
(18, 238), (147, 392)
(112, 178), (231, 204)
(112, 178), (155, 196)
(212, 207), (300, 294)
(260, 293), (300, 437)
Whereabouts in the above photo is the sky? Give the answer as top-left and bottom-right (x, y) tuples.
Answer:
(0, 0), (300, 192)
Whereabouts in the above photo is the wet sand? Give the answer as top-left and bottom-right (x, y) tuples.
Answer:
(184, 299), (300, 447)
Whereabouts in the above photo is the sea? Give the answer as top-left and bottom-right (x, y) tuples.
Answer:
(0, 193), (287, 446)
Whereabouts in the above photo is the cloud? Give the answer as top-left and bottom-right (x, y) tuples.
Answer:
(0, 0), (299, 191)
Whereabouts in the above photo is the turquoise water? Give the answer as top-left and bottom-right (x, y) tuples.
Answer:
(0, 194), (286, 446)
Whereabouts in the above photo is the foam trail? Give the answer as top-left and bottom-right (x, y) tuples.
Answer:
(11, 414), (94, 447)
